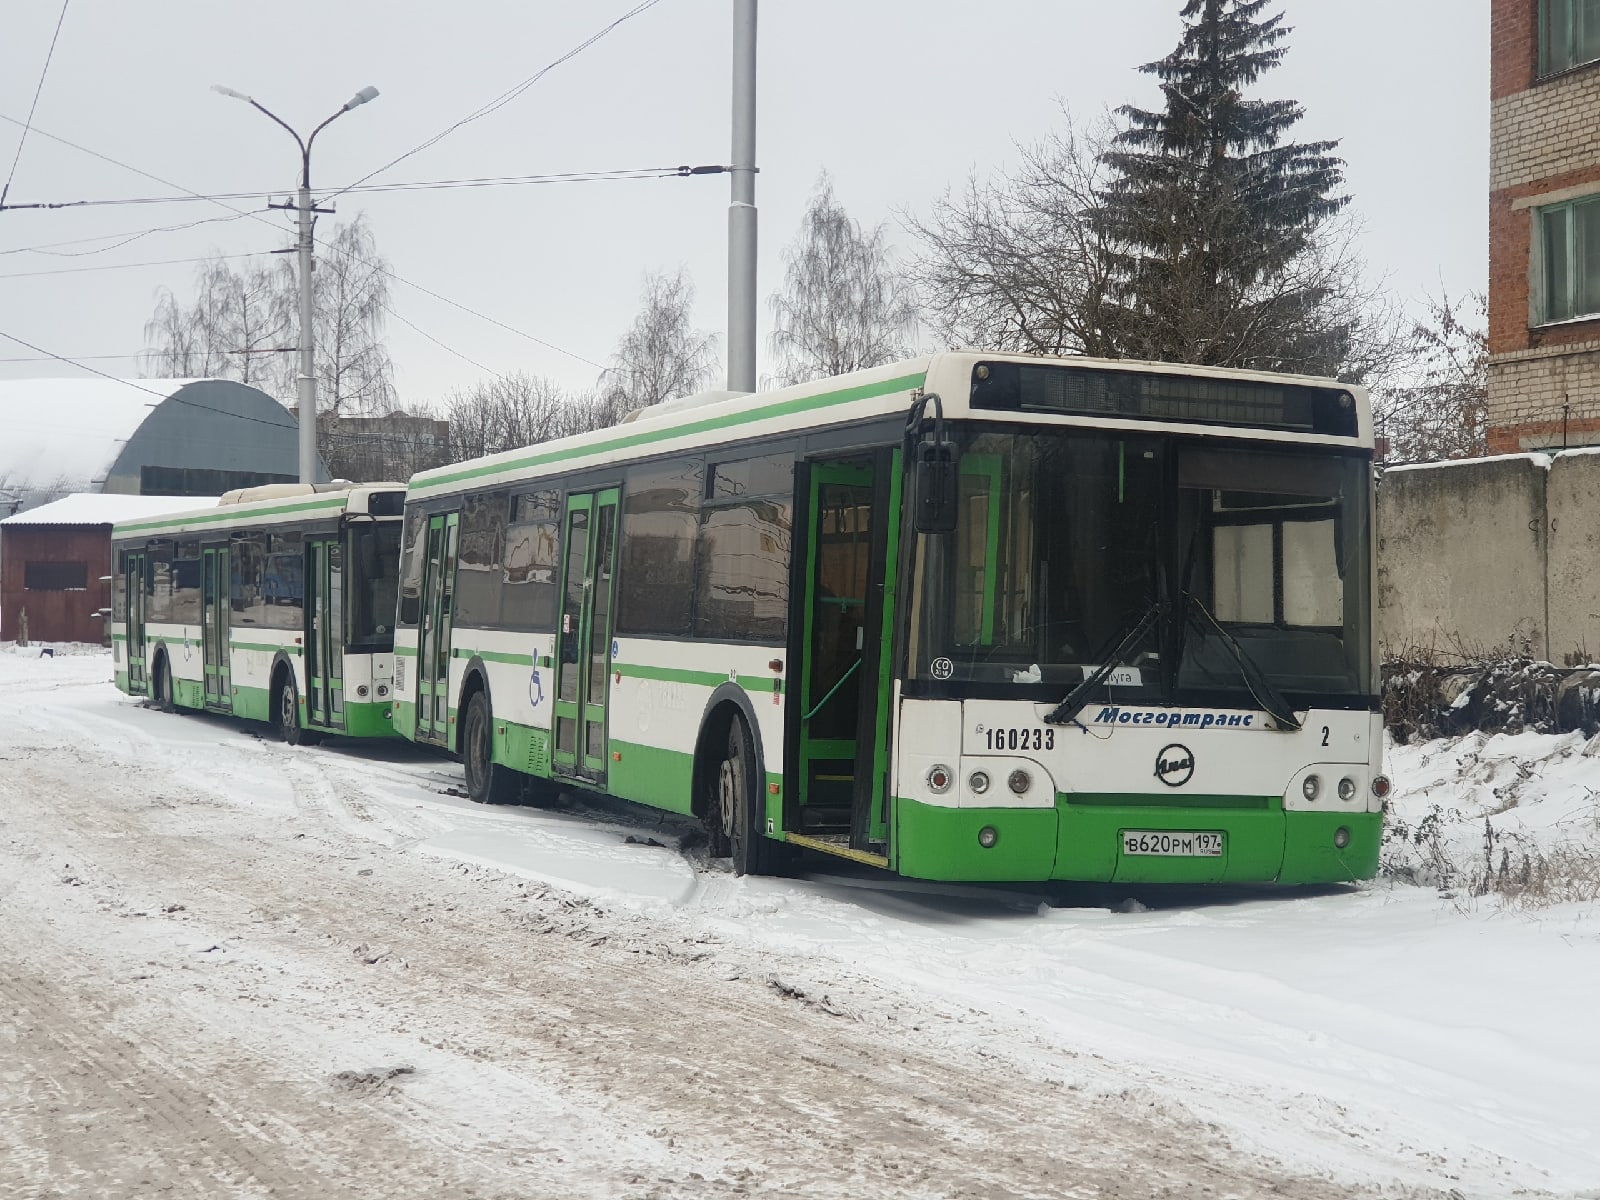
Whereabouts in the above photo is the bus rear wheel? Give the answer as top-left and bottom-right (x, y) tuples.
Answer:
(716, 715), (777, 877)
(462, 691), (522, 804)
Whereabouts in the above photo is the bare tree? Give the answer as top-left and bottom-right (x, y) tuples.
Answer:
(441, 372), (615, 463)
(141, 214), (395, 418)
(142, 257), (291, 384)
(303, 214), (396, 418)
(598, 269), (718, 412)
(768, 175), (919, 386)
(906, 119), (1124, 358)
(1375, 290), (1489, 462)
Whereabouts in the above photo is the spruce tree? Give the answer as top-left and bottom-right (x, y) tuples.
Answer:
(1097, 0), (1350, 373)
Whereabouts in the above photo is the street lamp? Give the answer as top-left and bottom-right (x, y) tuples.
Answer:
(212, 83), (380, 485)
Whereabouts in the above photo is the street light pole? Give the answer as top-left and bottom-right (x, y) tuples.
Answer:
(727, 0), (757, 394)
(212, 84), (380, 484)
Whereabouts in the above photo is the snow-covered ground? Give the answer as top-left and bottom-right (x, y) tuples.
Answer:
(3, 644), (1598, 1198)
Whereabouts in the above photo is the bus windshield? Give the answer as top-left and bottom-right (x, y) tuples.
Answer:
(348, 521), (402, 652)
(908, 428), (1373, 705)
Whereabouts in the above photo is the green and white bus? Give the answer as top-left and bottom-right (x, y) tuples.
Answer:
(395, 352), (1385, 885)
(112, 483), (405, 744)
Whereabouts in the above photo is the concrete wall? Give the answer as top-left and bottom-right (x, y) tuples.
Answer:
(1546, 451), (1600, 662)
(1377, 455), (1547, 657)
(1379, 450), (1600, 664)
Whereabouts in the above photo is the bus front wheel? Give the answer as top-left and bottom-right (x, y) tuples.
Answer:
(717, 715), (777, 877)
(277, 675), (320, 747)
(462, 691), (522, 805)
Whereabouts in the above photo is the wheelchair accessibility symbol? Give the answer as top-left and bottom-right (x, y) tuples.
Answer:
(528, 666), (545, 709)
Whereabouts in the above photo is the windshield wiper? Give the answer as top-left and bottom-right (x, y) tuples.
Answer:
(1183, 595), (1302, 732)
(1043, 600), (1164, 727)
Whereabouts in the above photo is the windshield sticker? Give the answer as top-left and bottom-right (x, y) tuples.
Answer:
(931, 657), (954, 680)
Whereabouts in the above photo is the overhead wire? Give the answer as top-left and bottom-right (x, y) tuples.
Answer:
(324, 0), (667, 205)
(0, 250), (267, 279)
(0, 326), (296, 432)
(0, 164), (719, 212)
(1, 0), (72, 209)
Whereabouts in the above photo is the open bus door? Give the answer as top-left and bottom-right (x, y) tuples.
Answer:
(414, 512), (459, 746)
(790, 450), (899, 862)
(551, 488), (620, 786)
(201, 544), (232, 712)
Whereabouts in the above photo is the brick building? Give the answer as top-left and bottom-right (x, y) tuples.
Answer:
(1488, 0), (1600, 451)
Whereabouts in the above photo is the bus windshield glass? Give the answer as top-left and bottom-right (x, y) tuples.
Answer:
(908, 428), (1373, 705)
(348, 521), (402, 651)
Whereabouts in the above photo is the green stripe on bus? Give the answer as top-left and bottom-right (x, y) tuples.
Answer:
(454, 648), (536, 666)
(410, 372), (927, 493)
(114, 494), (347, 535)
(395, 645), (418, 657)
(615, 663), (770, 691)
(232, 641), (299, 655)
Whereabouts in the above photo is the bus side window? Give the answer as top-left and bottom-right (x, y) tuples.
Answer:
(397, 507), (427, 627)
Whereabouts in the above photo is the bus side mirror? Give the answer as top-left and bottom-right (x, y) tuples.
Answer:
(914, 442), (959, 534)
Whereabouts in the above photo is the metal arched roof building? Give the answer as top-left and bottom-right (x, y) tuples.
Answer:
(0, 378), (327, 514)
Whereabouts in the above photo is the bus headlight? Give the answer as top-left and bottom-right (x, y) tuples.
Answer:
(968, 770), (990, 795)
(978, 825), (999, 849)
(376, 684), (389, 698)
(1337, 776), (1358, 803)
(1302, 774), (1322, 801)
(928, 765), (953, 794)
(356, 685), (370, 698)
(1334, 826), (1352, 849)
(1371, 775), (1391, 799)
(1007, 769), (1031, 795)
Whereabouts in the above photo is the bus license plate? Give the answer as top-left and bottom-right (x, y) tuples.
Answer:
(1122, 830), (1223, 857)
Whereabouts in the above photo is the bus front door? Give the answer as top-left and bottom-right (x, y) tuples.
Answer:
(305, 536), (345, 731)
(201, 545), (232, 712)
(415, 512), (459, 746)
(125, 551), (148, 694)
(795, 454), (896, 855)
(552, 488), (620, 785)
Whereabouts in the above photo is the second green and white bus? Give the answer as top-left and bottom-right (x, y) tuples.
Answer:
(112, 483), (405, 744)
(393, 352), (1386, 885)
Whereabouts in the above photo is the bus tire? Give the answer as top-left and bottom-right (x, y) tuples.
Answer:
(462, 690), (522, 805)
(153, 653), (175, 713)
(721, 715), (777, 877)
(277, 673), (321, 747)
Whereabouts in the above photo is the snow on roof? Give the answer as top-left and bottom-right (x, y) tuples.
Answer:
(0, 377), (204, 492)
(0, 493), (212, 527)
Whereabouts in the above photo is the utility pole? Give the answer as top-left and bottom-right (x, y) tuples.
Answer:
(727, 0), (758, 394)
(212, 84), (379, 483)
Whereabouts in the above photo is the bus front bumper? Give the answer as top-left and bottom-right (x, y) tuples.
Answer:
(892, 796), (1381, 885)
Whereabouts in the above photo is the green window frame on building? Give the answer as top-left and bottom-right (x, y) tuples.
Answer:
(1541, 0), (1600, 77)
(1539, 194), (1600, 323)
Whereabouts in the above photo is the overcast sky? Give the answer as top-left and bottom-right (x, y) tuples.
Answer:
(0, 0), (1489, 407)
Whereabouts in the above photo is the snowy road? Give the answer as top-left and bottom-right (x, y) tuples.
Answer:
(1, 649), (1594, 1199)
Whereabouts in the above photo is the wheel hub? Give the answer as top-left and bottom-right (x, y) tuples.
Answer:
(718, 760), (737, 837)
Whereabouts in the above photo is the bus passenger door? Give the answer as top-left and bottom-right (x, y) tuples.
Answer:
(305, 536), (345, 731)
(794, 455), (895, 853)
(201, 545), (232, 712)
(415, 512), (459, 746)
(125, 551), (148, 693)
(552, 488), (619, 785)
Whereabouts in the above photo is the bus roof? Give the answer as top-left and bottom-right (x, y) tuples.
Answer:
(405, 351), (1371, 502)
(112, 482), (406, 540)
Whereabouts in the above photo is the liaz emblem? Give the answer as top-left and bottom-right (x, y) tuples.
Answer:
(1154, 744), (1195, 787)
